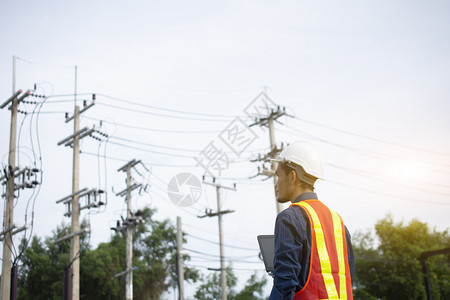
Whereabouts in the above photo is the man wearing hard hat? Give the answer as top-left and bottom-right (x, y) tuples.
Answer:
(269, 141), (354, 300)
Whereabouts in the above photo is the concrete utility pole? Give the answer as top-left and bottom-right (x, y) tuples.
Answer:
(176, 216), (184, 300)
(125, 161), (133, 300)
(268, 115), (281, 214)
(116, 159), (143, 300)
(71, 105), (81, 300)
(249, 92), (293, 214)
(199, 179), (236, 300)
(0, 56), (32, 300)
(0, 55), (18, 300)
(56, 93), (96, 300)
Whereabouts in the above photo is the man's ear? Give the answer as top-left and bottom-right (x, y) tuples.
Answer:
(289, 170), (297, 183)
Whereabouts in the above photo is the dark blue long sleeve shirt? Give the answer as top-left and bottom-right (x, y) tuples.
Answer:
(269, 193), (355, 300)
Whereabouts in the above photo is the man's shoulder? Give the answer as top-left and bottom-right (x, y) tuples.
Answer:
(276, 204), (309, 223)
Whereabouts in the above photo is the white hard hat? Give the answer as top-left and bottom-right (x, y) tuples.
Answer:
(272, 141), (325, 181)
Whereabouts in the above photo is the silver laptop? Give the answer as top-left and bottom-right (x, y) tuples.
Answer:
(257, 235), (274, 275)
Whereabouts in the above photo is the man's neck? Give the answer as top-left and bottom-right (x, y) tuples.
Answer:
(290, 187), (314, 203)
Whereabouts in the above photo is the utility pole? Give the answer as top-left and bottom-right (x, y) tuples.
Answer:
(71, 104), (80, 300)
(249, 91), (293, 214)
(56, 92), (97, 300)
(176, 216), (184, 300)
(114, 159), (145, 300)
(1, 56), (33, 300)
(419, 247), (450, 300)
(199, 178), (236, 300)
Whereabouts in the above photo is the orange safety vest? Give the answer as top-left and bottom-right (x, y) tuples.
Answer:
(290, 200), (353, 300)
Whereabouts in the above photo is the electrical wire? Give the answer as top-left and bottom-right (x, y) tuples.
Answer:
(184, 263), (263, 272)
(12, 93), (48, 265)
(188, 255), (261, 264)
(83, 116), (221, 134)
(96, 93), (244, 119)
(183, 223), (258, 247)
(96, 101), (233, 122)
(184, 248), (256, 260)
(327, 179), (450, 206)
(81, 151), (195, 167)
(150, 192), (201, 219)
(280, 126), (450, 173)
(327, 163), (450, 196)
(292, 116), (450, 157)
(186, 233), (258, 251)
(150, 179), (208, 212)
(107, 140), (197, 159)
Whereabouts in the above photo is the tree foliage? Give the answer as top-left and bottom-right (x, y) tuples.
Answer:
(353, 215), (450, 300)
(17, 206), (199, 299)
(18, 221), (88, 300)
(194, 265), (268, 300)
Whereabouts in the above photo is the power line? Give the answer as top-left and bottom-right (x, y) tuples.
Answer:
(183, 248), (255, 260)
(96, 101), (233, 122)
(280, 126), (450, 172)
(293, 116), (450, 157)
(186, 233), (258, 251)
(81, 151), (195, 168)
(108, 135), (270, 157)
(96, 93), (244, 119)
(327, 179), (450, 206)
(188, 255), (260, 264)
(328, 163), (450, 194)
(183, 223), (257, 247)
(107, 140), (195, 159)
(184, 263), (263, 272)
(147, 188), (204, 218)
(84, 116), (220, 134)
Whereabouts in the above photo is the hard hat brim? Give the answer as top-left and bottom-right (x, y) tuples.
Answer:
(269, 155), (284, 163)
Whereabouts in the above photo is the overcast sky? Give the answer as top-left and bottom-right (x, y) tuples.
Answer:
(1, 1), (450, 298)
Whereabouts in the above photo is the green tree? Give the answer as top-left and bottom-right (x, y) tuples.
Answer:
(234, 272), (268, 300)
(353, 215), (450, 300)
(17, 221), (89, 300)
(17, 206), (199, 299)
(194, 265), (268, 300)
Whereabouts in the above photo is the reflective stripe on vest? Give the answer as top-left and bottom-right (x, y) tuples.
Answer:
(291, 201), (351, 300)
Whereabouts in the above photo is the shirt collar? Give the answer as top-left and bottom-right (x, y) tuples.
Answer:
(292, 192), (318, 203)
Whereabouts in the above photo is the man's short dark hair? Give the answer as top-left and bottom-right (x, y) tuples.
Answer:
(279, 162), (315, 191)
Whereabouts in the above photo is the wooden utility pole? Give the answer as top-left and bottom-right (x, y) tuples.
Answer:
(199, 179), (236, 300)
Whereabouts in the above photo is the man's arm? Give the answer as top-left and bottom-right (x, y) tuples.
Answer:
(270, 209), (305, 300)
(345, 226), (355, 285)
